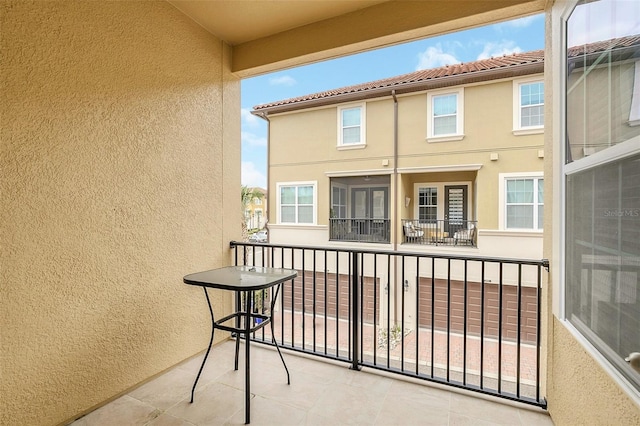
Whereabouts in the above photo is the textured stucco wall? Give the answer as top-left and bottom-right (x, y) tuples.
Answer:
(548, 321), (640, 425)
(1, 2), (238, 425)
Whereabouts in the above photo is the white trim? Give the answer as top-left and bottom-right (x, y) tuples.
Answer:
(498, 172), (544, 231)
(512, 128), (544, 136)
(268, 224), (327, 231)
(337, 103), (366, 147)
(513, 77), (545, 133)
(564, 135), (640, 175)
(325, 168), (392, 177)
(337, 143), (366, 151)
(426, 134), (465, 143)
(397, 164), (482, 174)
(630, 60), (640, 126)
(427, 87), (464, 140)
(276, 181), (317, 225)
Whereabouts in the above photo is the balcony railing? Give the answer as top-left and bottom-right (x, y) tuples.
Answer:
(402, 219), (478, 247)
(230, 241), (548, 408)
(329, 218), (390, 243)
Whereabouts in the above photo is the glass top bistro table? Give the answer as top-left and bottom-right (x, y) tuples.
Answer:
(184, 265), (297, 424)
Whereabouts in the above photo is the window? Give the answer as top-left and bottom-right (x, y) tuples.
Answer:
(505, 178), (544, 230)
(254, 197), (262, 205)
(499, 173), (544, 231)
(513, 79), (544, 134)
(278, 182), (316, 224)
(564, 0), (640, 394)
(427, 88), (464, 142)
(331, 185), (347, 218)
(337, 104), (365, 148)
(418, 187), (437, 223)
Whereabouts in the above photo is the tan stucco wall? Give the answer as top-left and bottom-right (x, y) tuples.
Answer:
(1, 2), (239, 425)
(545, 2), (639, 423)
(548, 320), (640, 425)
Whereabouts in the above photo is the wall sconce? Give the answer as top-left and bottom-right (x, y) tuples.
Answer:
(405, 197), (411, 207)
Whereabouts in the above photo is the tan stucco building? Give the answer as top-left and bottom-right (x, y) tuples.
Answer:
(255, 49), (546, 265)
(2, 1), (638, 425)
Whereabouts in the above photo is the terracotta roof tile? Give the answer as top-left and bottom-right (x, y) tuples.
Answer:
(253, 34), (639, 112)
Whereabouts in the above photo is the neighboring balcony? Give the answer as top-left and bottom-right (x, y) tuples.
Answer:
(329, 217), (391, 243)
(402, 218), (478, 247)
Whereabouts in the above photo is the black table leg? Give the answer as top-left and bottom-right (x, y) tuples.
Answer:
(271, 283), (290, 384)
(244, 290), (251, 424)
(190, 287), (215, 403)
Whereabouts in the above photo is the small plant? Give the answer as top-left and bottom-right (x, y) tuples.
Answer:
(378, 324), (411, 350)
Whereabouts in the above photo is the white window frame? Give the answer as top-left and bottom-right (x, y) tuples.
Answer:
(499, 172), (544, 231)
(276, 181), (317, 225)
(337, 103), (366, 149)
(426, 88), (465, 142)
(513, 77), (545, 135)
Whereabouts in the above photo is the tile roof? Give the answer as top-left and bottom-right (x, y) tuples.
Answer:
(253, 34), (640, 114)
(253, 50), (543, 112)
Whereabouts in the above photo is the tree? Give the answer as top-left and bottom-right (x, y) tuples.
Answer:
(241, 186), (264, 241)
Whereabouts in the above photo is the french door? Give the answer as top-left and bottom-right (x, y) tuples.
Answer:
(444, 185), (467, 233)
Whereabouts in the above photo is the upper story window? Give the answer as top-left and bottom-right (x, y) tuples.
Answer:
(254, 197), (262, 205)
(513, 78), (544, 134)
(337, 104), (366, 149)
(499, 173), (544, 231)
(277, 182), (316, 224)
(427, 88), (464, 142)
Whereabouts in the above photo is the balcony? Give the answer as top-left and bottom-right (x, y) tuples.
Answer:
(72, 241), (551, 424)
(71, 340), (553, 425)
(329, 218), (390, 243)
(402, 219), (478, 247)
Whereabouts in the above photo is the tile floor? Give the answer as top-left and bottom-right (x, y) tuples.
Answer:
(70, 339), (554, 426)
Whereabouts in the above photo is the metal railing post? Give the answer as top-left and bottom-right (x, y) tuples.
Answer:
(350, 251), (361, 370)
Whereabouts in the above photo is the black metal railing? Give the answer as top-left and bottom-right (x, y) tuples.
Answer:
(329, 218), (390, 243)
(402, 219), (478, 247)
(230, 241), (548, 408)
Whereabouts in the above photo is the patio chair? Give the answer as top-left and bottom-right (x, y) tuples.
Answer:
(403, 222), (424, 242)
(453, 223), (476, 246)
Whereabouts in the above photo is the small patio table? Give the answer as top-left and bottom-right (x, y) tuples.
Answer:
(184, 265), (297, 424)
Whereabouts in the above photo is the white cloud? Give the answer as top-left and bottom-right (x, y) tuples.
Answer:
(415, 44), (460, 70)
(242, 161), (266, 188)
(476, 40), (523, 60)
(242, 131), (267, 148)
(494, 14), (542, 31)
(241, 108), (261, 128)
(269, 75), (297, 86)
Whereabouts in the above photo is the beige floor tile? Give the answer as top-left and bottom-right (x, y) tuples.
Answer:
(450, 393), (523, 425)
(128, 367), (195, 410)
(71, 395), (160, 426)
(224, 395), (307, 425)
(166, 382), (244, 425)
(518, 408), (554, 425)
(146, 413), (197, 426)
(306, 382), (385, 425)
(449, 412), (502, 426)
(374, 380), (451, 426)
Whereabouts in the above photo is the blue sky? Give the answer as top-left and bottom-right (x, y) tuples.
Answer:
(241, 13), (545, 189)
